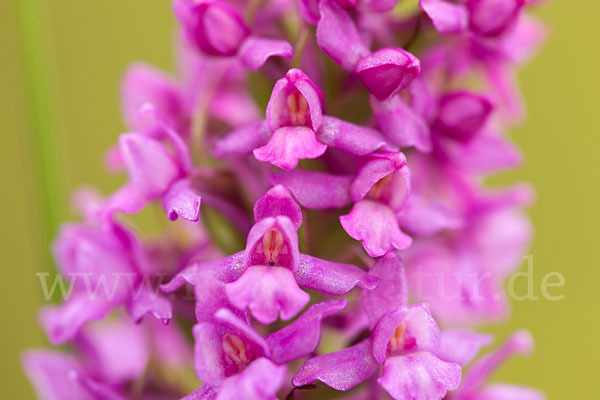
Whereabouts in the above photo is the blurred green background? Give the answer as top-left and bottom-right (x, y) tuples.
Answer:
(1, 0), (598, 398)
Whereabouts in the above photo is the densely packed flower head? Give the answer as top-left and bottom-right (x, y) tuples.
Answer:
(24, 1), (546, 399)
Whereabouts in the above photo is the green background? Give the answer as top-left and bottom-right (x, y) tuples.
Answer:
(1, 0), (598, 398)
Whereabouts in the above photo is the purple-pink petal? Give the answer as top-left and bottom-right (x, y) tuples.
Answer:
(459, 330), (534, 394)
(39, 294), (113, 345)
(362, 252), (407, 328)
(295, 254), (378, 295)
(357, 0), (400, 13)
(265, 299), (347, 364)
(120, 63), (184, 133)
(216, 358), (286, 400)
(349, 152), (408, 204)
(316, 0), (370, 71)
(254, 185), (303, 229)
(119, 133), (181, 197)
(420, 0), (468, 35)
(356, 48), (421, 101)
(317, 116), (391, 156)
(266, 68), (323, 132)
(271, 170), (353, 209)
(192, 309), (270, 385)
(213, 121), (272, 157)
(253, 126), (327, 170)
(340, 200), (412, 257)
(467, 0), (525, 38)
(377, 351), (461, 400)
(371, 304), (440, 364)
(22, 350), (126, 400)
(370, 95), (432, 152)
(78, 319), (150, 383)
(225, 266), (310, 324)
(238, 37), (294, 72)
(162, 178), (202, 222)
(435, 91), (493, 142)
(396, 194), (464, 236)
(181, 385), (218, 400)
(175, 0), (250, 56)
(292, 339), (379, 391)
(127, 285), (173, 324)
(436, 329), (494, 366)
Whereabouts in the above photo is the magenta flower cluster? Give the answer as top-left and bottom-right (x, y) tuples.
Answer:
(24, 1), (547, 399)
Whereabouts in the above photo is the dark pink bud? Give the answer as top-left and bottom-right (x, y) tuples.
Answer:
(467, 0), (525, 37)
(175, 0), (250, 56)
(356, 48), (421, 101)
(435, 91), (493, 142)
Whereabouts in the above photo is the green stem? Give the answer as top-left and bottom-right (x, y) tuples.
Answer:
(291, 26), (310, 68)
(14, 0), (66, 279)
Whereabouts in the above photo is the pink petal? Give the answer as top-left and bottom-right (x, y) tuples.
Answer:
(181, 385), (218, 400)
(357, 0), (400, 12)
(292, 339), (379, 391)
(120, 63), (184, 133)
(435, 91), (493, 142)
(213, 121), (272, 157)
(370, 95), (432, 152)
(271, 169), (353, 209)
(420, 0), (468, 34)
(460, 330), (534, 394)
(349, 152), (409, 204)
(119, 133), (181, 197)
(371, 304), (440, 364)
(356, 48), (421, 101)
(160, 253), (247, 322)
(436, 329), (494, 366)
(253, 185), (303, 230)
(175, 0), (249, 56)
(39, 294), (113, 345)
(378, 351), (461, 399)
(266, 299), (347, 364)
(238, 37), (294, 71)
(217, 358), (286, 400)
(396, 194), (464, 236)
(362, 252), (407, 328)
(340, 200), (412, 257)
(253, 126), (327, 170)
(446, 129), (522, 172)
(266, 68), (324, 132)
(467, 0), (525, 38)
(22, 350), (126, 400)
(297, 0), (320, 25)
(192, 309), (269, 385)
(162, 178), (202, 222)
(317, 116), (390, 156)
(295, 254), (378, 295)
(225, 266), (310, 324)
(102, 183), (148, 217)
(316, 0), (370, 71)
(127, 285), (173, 324)
(78, 319), (150, 383)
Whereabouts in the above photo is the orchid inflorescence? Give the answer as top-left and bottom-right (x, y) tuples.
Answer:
(24, 0), (546, 399)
